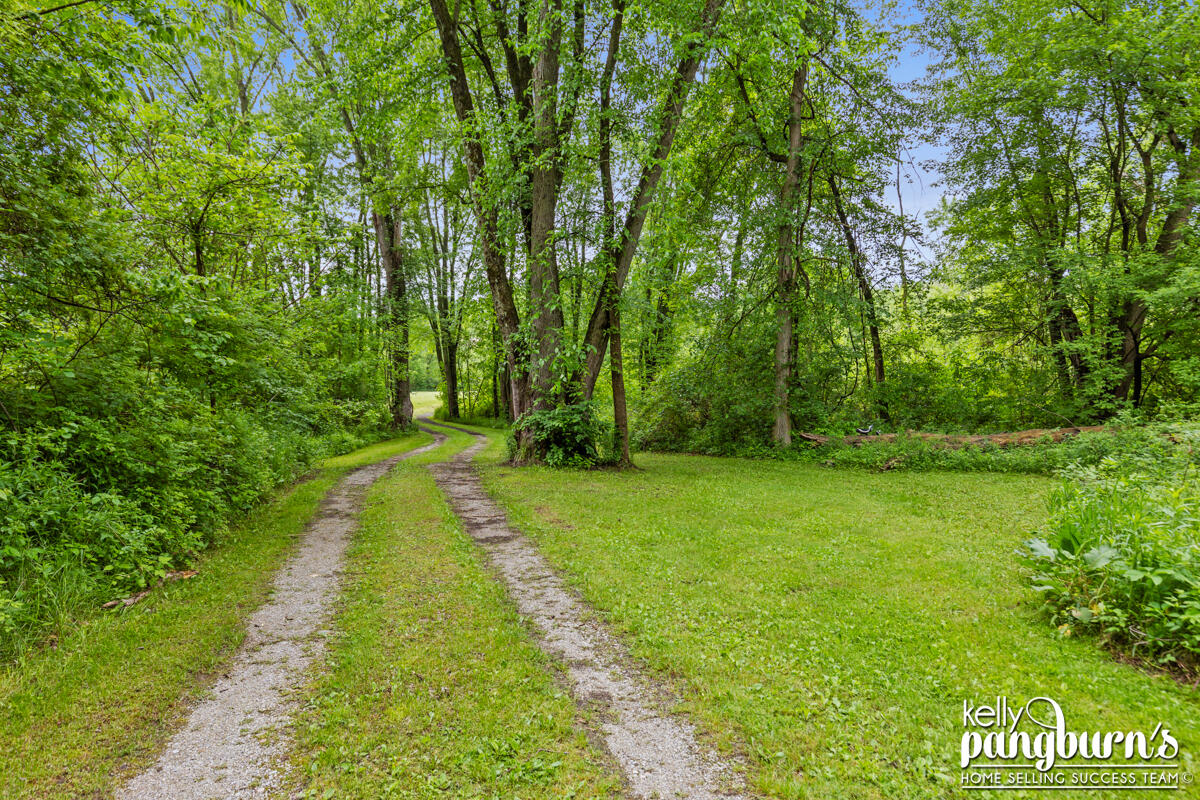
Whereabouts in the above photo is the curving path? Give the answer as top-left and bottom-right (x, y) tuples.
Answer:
(118, 420), (746, 800)
(421, 419), (747, 800)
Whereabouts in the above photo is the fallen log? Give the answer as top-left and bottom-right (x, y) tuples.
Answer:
(796, 425), (1108, 449)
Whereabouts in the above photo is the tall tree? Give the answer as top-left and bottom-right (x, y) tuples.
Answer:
(928, 0), (1200, 412)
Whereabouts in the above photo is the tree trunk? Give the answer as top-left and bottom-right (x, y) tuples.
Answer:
(772, 283), (794, 445)
(1112, 299), (1146, 405)
(642, 254), (674, 385)
(528, 0), (566, 410)
(828, 176), (889, 422)
(372, 209), (413, 429)
(445, 340), (460, 418)
(1047, 266), (1087, 392)
(728, 216), (745, 307)
(610, 304), (632, 465)
(429, 0), (530, 424)
(500, 358), (513, 421)
(491, 323), (501, 418)
(432, 278), (461, 418)
(771, 64), (808, 446)
(193, 222), (205, 278)
(596, 0), (632, 466)
(1111, 126), (1198, 405)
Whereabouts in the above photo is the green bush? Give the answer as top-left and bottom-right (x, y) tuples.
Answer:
(510, 402), (606, 467)
(1024, 428), (1200, 673)
(0, 398), (384, 658)
(633, 332), (777, 454)
(0, 279), (392, 658)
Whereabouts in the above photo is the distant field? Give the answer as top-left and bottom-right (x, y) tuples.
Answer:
(411, 390), (440, 419)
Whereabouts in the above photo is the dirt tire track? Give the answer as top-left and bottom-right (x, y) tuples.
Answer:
(421, 420), (747, 800)
(117, 433), (444, 800)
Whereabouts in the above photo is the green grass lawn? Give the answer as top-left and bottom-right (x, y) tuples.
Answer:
(284, 426), (620, 799)
(0, 431), (432, 800)
(481, 451), (1200, 799)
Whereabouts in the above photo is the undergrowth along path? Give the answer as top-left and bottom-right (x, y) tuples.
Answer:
(116, 433), (445, 800)
(421, 420), (746, 800)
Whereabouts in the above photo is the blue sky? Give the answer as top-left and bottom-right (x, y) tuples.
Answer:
(868, 0), (949, 228)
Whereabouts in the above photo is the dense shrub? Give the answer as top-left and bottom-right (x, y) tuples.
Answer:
(0, 397), (384, 656)
(1024, 428), (1200, 674)
(640, 417), (1189, 476)
(0, 453), (179, 638)
(630, 297), (1119, 456)
(0, 24), (401, 661)
(510, 402), (607, 467)
(634, 333), (777, 454)
(0, 281), (392, 659)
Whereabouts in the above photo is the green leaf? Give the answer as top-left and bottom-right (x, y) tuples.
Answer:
(1025, 538), (1056, 561)
(1082, 545), (1118, 569)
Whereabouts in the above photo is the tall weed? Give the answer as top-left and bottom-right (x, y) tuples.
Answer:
(1024, 428), (1200, 674)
